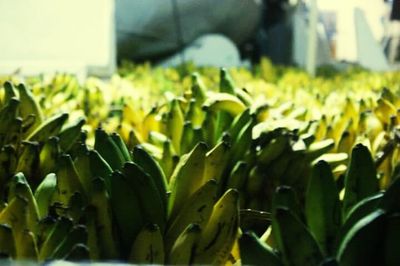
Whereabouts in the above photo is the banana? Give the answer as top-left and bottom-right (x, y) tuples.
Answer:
(383, 213), (400, 265)
(191, 72), (207, 103)
(132, 145), (169, 211)
(160, 139), (178, 180)
(272, 207), (323, 266)
(58, 117), (86, 152)
(90, 178), (119, 260)
(15, 229), (38, 261)
(192, 189), (240, 265)
(166, 98), (185, 155)
(17, 83), (44, 136)
(122, 162), (167, 233)
(3, 117), (22, 147)
(203, 140), (230, 186)
(110, 132), (132, 162)
(26, 112), (69, 143)
(8, 172), (40, 234)
(0, 145), (17, 193)
(168, 223), (201, 265)
(15, 141), (40, 184)
(54, 154), (85, 208)
(202, 108), (218, 147)
(226, 160), (248, 190)
(34, 173), (57, 220)
(203, 92), (246, 116)
(257, 134), (290, 166)
(219, 68), (236, 94)
(142, 106), (161, 141)
(165, 179), (218, 252)
(39, 217), (74, 261)
(88, 149), (113, 194)
(148, 130), (168, 146)
(337, 209), (386, 266)
(180, 121), (195, 154)
(305, 160), (341, 255)
(168, 142), (208, 220)
(0, 195), (28, 234)
(109, 171), (143, 257)
(228, 118), (255, 168)
(128, 223), (164, 264)
(225, 108), (251, 142)
(50, 225), (88, 260)
(38, 136), (60, 179)
(0, 98), (20, 145)
(3, 81), (18, 105)
(94, 127), (127, 170)
(185, 99), (204, 127)
(235, 88), (253, 106)
(342, 143), (379, 217)
(65, 192), (85, 222)
(73, 144), (93, 197)
(239, 231), (283, 266)
(0, 224), (15, 258)
(311, 152), (348, 168)
(304, 138), (335, 162)
(83, 206), (100, 261)
(245, 164), (266, 196)
(63, 243), (90, 261)
(338, 192), (383, 245)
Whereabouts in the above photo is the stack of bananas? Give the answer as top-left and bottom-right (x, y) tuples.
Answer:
(0, 59), (399, 265)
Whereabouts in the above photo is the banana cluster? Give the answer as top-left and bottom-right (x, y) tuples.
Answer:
(240, 143), (400, 266)
(0, 61), (400, 265)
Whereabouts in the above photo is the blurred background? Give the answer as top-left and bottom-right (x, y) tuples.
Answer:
(0, 0), (399, 77)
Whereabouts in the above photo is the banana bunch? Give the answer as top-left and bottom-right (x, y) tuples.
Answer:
(240, 143), (400, 266)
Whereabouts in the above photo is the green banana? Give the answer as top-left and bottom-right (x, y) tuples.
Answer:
(192, 189), (240, 265)
(110, 132), (132, 162)
(84, 206), (100, 261)
(122, 162), (166, 233)
(0, 98), (20, 141)
(94, 127), (127, 170)
(0, 144), (17, 189)
(63, 243), (90, 261)
(0, 224), (15, 258)
(39, 217), (73, 261)
(305, 160), (341, 255)
(257, 134), (290, 165)
(90, 178), (119, 260)
(203, 140), (230, 186)
(180, 121), (195, 154)
(338, 192), (383, 247)
(160, 139), (177, 180)
(191, 72), (207, 103)
(3, 117), (22, 147)
(337, 209), (386, 266)
(383, 213), (400, 265)
(219, 68), (236, 94)
(3, 81), (17, 105)
(109, 170), (143, 257)
(58, 117), (86, 152)
(167, 223), (201, 265)
(50, 225), (88, 260)
(8, 172), (40, 234)
(342, 143), (379, 217)
(17, 83), (44, 136)
(54, 154), (85, 208)
(73, 144), (93, 197)
(15, 230), (38, 261)
(168, 142), (208, 220)
(166, 98), (184, 155)
(203, 92), (246, 116)
(272, 207), (324, 266)
(185, 99), (204, 127)
(128, 223), (164, 264)
(26, 112), (69, 143)
(132, 145), (169, 210)
(34, 173), (57, 219)
(88, 149), (113, 194)
(38, 136), (60, 179)
(165, 179), (218, 252)
(239, 231), (283, 266)
(15, 141), (40, 184)
(226, 160), (248, 190)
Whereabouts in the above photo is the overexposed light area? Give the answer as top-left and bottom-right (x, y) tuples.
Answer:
(0, 0), (116, 77)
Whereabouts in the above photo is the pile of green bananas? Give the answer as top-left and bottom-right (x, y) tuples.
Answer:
(0, 60), (399, 265)
(240, 143), (400, 266)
